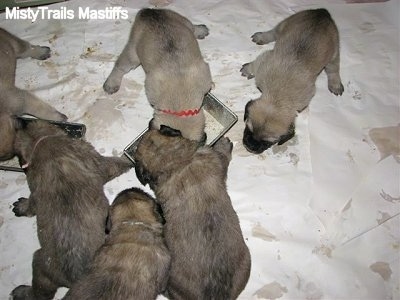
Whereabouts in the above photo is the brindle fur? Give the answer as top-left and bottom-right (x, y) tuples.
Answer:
(10, 120), (132, 300)
(103, 8), (212, 141)
(134, 130), (251, 299)
(64, 188), (170, 300)
(241, 9), (344, 153)
(0, 28), (67, 161)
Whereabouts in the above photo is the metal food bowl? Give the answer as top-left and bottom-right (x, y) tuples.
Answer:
(123, 93), (238, 164)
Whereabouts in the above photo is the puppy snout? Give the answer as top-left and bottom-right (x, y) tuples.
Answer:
(242, 127), (273, 154)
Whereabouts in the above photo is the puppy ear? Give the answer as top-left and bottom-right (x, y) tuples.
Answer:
(277, 123), (295, 145)
(159, 125), (182, 137)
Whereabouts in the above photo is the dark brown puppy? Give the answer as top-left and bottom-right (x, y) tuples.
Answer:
(0, 28), (67, 161)
(63, 187), (170, 300)
(241, 9), (344, 153)
(134, 128), (251, 300)
(10, 120), (132, 300)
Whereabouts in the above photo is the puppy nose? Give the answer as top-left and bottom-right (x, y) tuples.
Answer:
(242, 127), (276, 154)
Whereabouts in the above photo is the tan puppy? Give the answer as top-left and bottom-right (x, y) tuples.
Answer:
(64, 187), (170, 300)
(0, 28), (67, 161)
(241, 9), (344, 153)
(10, 120), (132, 300)
(134, 127), (251, 299)
(104, 8), (212, 142)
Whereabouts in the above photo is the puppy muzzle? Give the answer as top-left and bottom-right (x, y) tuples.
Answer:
(242, 127), (274, 154)
(242, 124), (296, 154)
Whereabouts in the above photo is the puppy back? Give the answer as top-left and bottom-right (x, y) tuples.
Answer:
(276, 8), (339, 60)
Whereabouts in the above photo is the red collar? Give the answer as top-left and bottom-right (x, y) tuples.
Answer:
(160, 108), (201, 117)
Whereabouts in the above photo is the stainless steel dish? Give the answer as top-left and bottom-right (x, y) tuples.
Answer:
(123, 93), (238, 164)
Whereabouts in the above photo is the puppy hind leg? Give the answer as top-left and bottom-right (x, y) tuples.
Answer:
(15, 88), (67, 121)
(31, 249), (61, 300)
(0, 28), (50, 60)
(10, 285), (34, 300)
(12, 197), (36, 217)
(176, 15), (209, 39)
(103, 45), (140, 94)
(229, 250), (251, 299)
(240, 62), (255, 79)
(325, 52), (344, 96)
(251, 29), (276, 45)
(20, 45), (51, 61)
(11, 249), (60, 300)
(193, 24), (209, 39)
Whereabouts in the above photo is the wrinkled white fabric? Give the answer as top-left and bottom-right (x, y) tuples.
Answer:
(0, 0), (398, 299)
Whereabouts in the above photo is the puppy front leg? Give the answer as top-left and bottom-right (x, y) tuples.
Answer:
(212, 137), (233, 166)
(100, 156), (133, 183)
(12, 196), (36, 217)
(241, 50), (271, 79)
(103, 44), (140, 94)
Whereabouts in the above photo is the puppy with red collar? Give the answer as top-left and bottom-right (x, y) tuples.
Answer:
(104, 8), (212, 142)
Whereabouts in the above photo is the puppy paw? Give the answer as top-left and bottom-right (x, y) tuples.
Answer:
(12, 197), (31, 217)
(10, 285), (33, 300)
(37, 46), (51, 60)
(103, 79), (121, 94)
(251, 31), (275, 45)
(213, 137), (233, 156)
(329, 81), (344, 96)
(194, 24), (209, 39)
(31, 45), (51, 60)
(240, 63), (254, 79)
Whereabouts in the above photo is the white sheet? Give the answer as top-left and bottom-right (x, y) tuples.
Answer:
(0, 0), (399, 299)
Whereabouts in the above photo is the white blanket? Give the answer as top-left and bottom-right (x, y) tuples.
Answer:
(0, 0), (398, 299)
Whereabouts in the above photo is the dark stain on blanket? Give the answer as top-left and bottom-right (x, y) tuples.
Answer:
(369, 125), (400, 161)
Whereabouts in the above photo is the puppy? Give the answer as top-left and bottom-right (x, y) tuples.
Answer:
(134, 127), (251, 299)
(10, 120), (132, 300)
(64, 187), (170, 300)
(0, 28), (67, 161)
(103, 8), (212, 142)
(240, 9), (344, 153)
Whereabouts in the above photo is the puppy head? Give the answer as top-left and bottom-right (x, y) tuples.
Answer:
(134, 127), (199, 188)
(243, 99), (296, 154)
(14, 120), (66, 167)
(110, 187), (164, 229)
